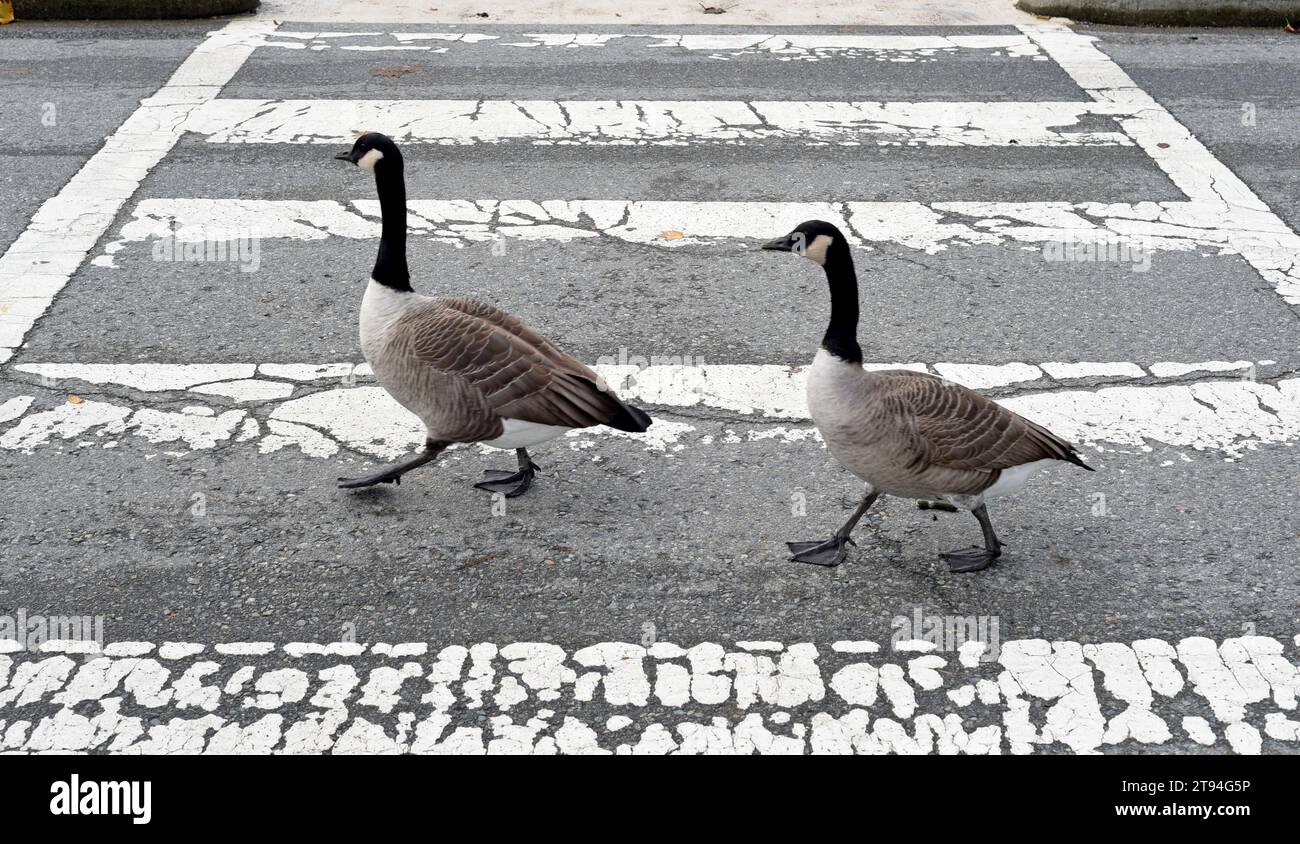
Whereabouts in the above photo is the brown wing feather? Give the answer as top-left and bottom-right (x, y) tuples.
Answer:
(396, 300), (633, 430)
(438, 297), (599, 380)
(877, 371), (1087, 472)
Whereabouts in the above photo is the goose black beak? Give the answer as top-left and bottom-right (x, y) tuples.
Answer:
(335, 150), (357, 163)
(761, 235), (794, 252)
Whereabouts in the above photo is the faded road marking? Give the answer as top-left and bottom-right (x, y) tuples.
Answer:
(1, 636), (1295, 754)
(2, 362), (1295, 459)
(184, 99), (1136, 147)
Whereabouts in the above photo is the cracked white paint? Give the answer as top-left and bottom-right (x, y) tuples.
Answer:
(0, 20), (275, 365)
(91, 199), (1299, 269)
(2, 635), (1295, 754)
(185, 99), (1134, 148)
(1148, 360), (1253, 379)
(1041, 361), (1146, 380)
(252, 31), (1044, 61)
(4, 362), (1297, 458)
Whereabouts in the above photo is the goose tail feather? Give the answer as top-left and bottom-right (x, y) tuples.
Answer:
(605, 401), (653, 433)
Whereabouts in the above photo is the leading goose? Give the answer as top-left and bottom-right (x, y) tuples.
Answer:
(334, 132), (651, 495)
(761, 220), (1093, 572)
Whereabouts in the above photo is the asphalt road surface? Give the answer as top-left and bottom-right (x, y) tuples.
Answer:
(1, 19), (1298, 755)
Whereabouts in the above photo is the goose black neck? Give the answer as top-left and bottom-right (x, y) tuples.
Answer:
(372, 161), (411, 292)
(821, 241), (862, 364)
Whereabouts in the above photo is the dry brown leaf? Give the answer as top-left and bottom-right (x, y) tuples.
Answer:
(660, 230), (685, 240)
(1286, 20), (1298, 33)
(370, 64), (424, 78)
(0, 2), (14, 25)
(67, 395), (84, 405)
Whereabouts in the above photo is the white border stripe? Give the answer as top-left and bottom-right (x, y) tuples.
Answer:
(0, 21), (277, 366)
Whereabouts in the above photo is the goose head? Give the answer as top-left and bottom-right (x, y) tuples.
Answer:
(761, 220), (846, 267)
(335, 131), (403, 174)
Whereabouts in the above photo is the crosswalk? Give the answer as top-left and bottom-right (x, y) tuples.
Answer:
(2, 19), (1299, 754)
(3, 20), (1299, 458)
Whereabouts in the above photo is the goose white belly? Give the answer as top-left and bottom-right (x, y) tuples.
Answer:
(481, 418), (571, 450)
(979, 458), (1055, 499)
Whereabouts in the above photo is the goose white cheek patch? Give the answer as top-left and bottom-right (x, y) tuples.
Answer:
(802, 234), (834, 266)
(357, 148), (384, 173)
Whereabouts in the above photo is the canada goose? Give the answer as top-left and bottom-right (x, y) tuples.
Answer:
(334, 132), (652, 495)
(761, 220), (1093, 572)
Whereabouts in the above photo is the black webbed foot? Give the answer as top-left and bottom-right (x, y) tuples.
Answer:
(787, 536), (854, 567)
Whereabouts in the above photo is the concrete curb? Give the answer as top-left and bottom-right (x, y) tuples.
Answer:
(14, 0), (258, 19)
(1017, 0), (1300, 26)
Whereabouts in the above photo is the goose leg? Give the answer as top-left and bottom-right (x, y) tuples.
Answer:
(338, 442), (447, 489)
(788, 489), (879, 567)
(474, 448), (540, 498)
(939, 503), (1003, 573)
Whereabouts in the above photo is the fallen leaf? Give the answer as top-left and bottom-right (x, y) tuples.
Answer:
(1156, 142), (1170, 148)
(701, 5), (726, 13)
(370, 64), (424, 78)
(459, 553), (496, 570)
(660, 230), (684, 240)
(1286, 20), (1298, 33)
(0, 2), (13, 25)
(67, 395), (84, 405)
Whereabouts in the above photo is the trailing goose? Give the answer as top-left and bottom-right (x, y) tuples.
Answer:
(761, 220), (1093, 572)
(334, 132), (652, 495)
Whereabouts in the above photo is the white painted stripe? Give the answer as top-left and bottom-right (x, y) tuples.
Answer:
(93, 198), (1270, 260)
(253, 31), (1046, 59)
(1021, 23), (1300, 306)
(0, 635), (1294, 754)
(250, 1), (1046, 27)
(3, 363), (1294, 459)
(183, 99), (1134, 147)
(0, 20), (275, 365)
(1148, 360), (1253, 378)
